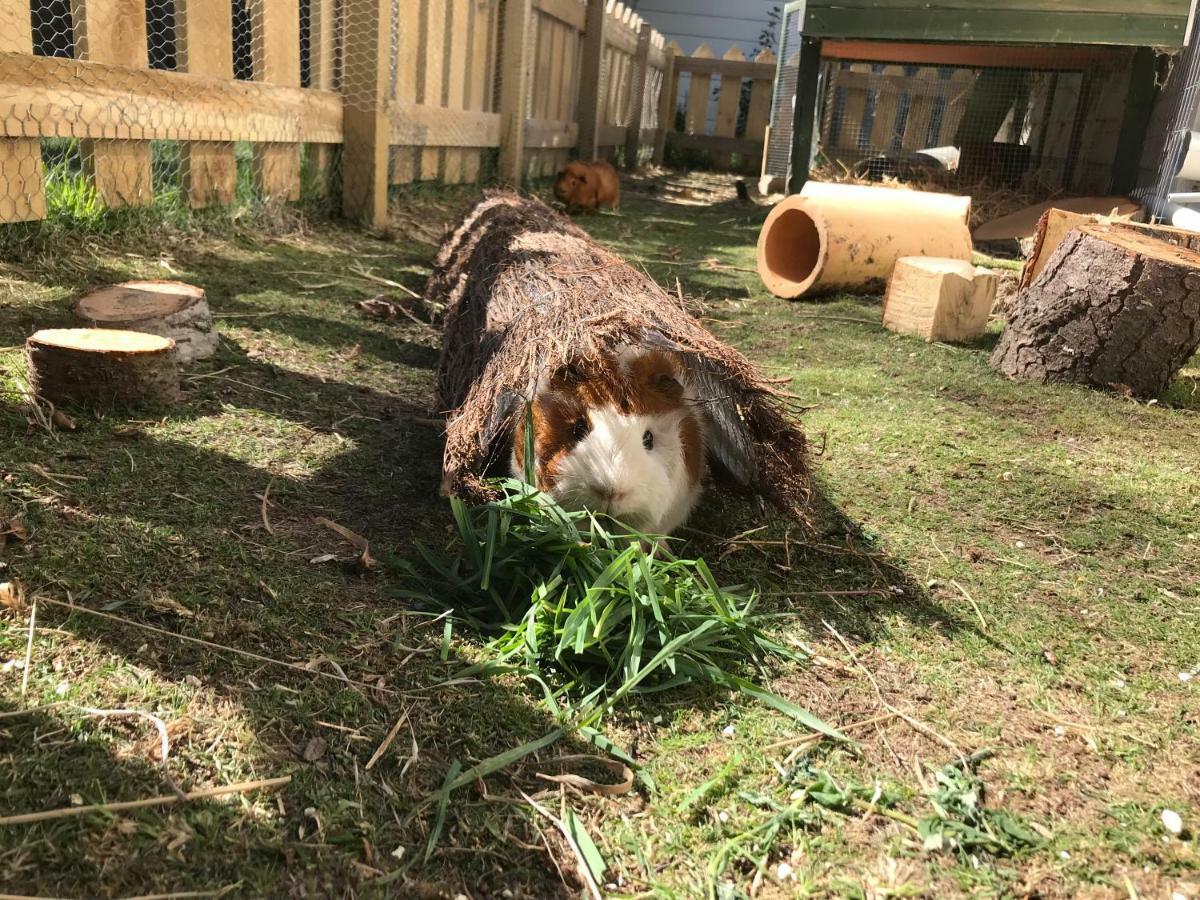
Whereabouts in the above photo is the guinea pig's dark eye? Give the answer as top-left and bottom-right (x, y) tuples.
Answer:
(642, 430), (654, 451)
(620, 397), (630, 413)
(572, 416), (590, 442)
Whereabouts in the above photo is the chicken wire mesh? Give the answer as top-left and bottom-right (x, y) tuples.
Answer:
(9, 0), (342, 229)
(817, 58), (1130, 193)
(765, 29), (1137, 196)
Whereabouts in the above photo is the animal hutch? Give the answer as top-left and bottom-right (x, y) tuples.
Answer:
(762, 0), (1194, 198)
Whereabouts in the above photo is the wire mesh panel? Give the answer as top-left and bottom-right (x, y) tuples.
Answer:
(763, 3), (803, 180)
(816, 55), (1130, 193)
(4, 0), (341, 227)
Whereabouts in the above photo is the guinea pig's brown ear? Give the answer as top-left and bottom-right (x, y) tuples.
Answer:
(648, 371), (685, 402)
(576, 172), (588, 183)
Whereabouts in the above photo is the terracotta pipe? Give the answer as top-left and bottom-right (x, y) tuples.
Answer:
(756, 182), (974, 298)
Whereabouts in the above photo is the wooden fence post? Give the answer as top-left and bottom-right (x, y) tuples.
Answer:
(498, 0), (532, 184)
(251, 0), (302, 202)
(308, 0), (338, 195)
(745, 48), (775, 173)
(712, 46), (745, 169)
(341, 0), (390, 226)
(72, 0), (154, 208)
(652, 41), (677, 165)
(576, 0), (607, 161)
(623, 21), (651, 170)
(684, 44), (715, 136)
(0, 0), (46, 221)
(787, 36), (822, 194)
(176, 0), (236, 207)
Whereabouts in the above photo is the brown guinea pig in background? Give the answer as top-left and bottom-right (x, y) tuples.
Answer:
(553, 160), (620, 214)
(512, 347), (704, 536)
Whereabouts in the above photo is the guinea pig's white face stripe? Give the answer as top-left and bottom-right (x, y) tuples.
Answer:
(550, 404), (698, 536)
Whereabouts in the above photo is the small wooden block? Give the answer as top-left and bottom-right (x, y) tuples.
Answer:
(883, 257), (997, 343)
(27, 328), (180, 407)
(73, 280), (217, 363)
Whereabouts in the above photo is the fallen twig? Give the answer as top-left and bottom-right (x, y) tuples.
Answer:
(950, 579), (987, 631)
(260, 477), (276, 536)
(365, 707), (410, 770)
(19, 597), (36, 698)
(0, 775), (291, 826)
(823, 620), (968, 764)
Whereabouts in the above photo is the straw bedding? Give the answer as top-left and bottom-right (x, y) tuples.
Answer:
(428, 192), (810, 521)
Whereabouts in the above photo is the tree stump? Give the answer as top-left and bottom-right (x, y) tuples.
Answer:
(27, 329), (180, 406)
(992, 225), (1200, 397)
(73, 281), (217, 364)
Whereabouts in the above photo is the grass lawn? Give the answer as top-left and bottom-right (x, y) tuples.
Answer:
(0, 172), (1197, 899)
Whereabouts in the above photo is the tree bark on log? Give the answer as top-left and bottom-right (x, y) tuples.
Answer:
(992, 225), (1200, 398)
(27, 329), (180, 406)
(73, 280), (217, 364)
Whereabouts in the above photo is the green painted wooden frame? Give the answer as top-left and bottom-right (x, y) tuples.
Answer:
(785, 0), (1190, 48)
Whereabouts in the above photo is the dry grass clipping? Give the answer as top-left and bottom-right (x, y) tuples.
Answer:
(427, 192), (811, 521)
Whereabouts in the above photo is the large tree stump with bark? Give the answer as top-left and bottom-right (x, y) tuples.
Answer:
(992, 225), (1200, 397)
(73, 281), (217, 364)
(27, 329), (180, 406)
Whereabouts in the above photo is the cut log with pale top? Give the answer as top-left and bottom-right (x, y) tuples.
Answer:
(73, 280), (217, 364)
(882, 257), (997, 343)
(993, 225), (1200, 398)
(27, 328), (180, 406)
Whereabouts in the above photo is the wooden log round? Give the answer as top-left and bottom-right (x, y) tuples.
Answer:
(73, 281), (217, 364)
(992, 225), (1200, 398)
(27, 329), (180, 407)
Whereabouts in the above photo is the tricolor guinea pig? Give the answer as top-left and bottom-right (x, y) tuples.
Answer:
(553, 160), (620, 214)
(512, 347), (703, 536)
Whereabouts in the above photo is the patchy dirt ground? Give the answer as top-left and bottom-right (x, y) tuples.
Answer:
(0, 173), (1197, 899)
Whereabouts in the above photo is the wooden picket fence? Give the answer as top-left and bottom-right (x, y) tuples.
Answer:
(0, 0), (775, 228)
(822, 63), (977, 162)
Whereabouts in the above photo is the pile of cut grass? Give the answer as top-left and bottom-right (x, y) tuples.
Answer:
(400, 478), (841, 738)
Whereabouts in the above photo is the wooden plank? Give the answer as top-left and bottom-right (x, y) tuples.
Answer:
(804, 7), (1185, 47)
(683, 44), (714, 136)
(575, 0), (606, 159)
(444, 0), (471, 183)
(498, 0), (533, 182)
(0, 0), (46, 222)
(712, 46), (744, 169)
(673, 56), (775, 81)
(0, 53), (342, 143)
(901, 68), (940, 153)
(837, 63), (871, 152)
(821, 39), (1127, 71)
(533, 0), (584, 31)
(308, 0), (337, 192)
(391, 105), (501, 147)
(598, 122), (625, 146)
(867, 64), (906, 155)
(419, 0), (448, 180)
(176, 0), (236, 208)
(743, 48), (774, 148)
(462, 0), (493, 183)
(524, 118), (578, 149)
(341, 0), (390, 227)
(251, 0), (301, 202)
(72, 0), (154, 208)
(391, 0), (422, 185)
(623, 24), (650, 169)
(652, 42), (677, 165)
(805, 0), (1184, 16)
(666, 131), (763, 156)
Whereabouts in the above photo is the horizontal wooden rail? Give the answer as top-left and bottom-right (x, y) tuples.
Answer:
(0, 52), (341, 143)
(390, 103), (501, 147)
(533, 0), (584, 30)
(673, 56), (774, 80)
(666, 132), (764, 157)
(525, 117), (578, 149)
(597, 122), (626, 146)
(821, 39), (1127, 70)
(831, 70), (976, 96)
(605, 25), (639, 55)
